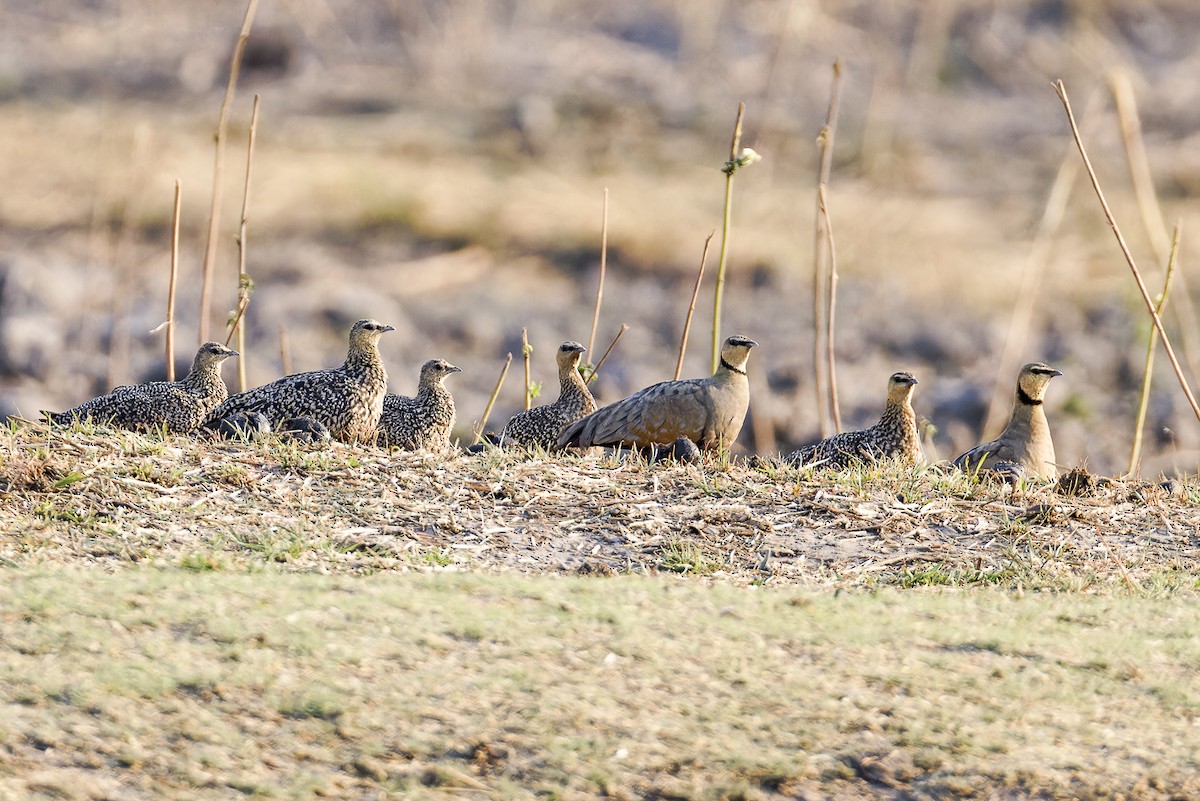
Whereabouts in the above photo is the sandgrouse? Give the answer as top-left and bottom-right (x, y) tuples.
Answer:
(46, 341), (238, 434)
(557, 335), (757, 452)
(377, 358), (461, 453)
(786, 371), (921, 469)
(501, 341), (597, 450)
(203, 319), (393, 444)
(953, 362), (1061, 479)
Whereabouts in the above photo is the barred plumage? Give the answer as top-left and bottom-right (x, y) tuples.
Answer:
(377, 358), (461, 453)
(787, 372), (921, 469)
(557, 335), (757, 452)
(203, 319), (393, 444)
(953, 362), (1061, 479)
(501, 341), (596, 450)
(46, 342), (238, 434)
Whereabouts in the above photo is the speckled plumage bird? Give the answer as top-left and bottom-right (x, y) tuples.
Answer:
(787, 371), (921, 469)
(203, 319), (394, 444)
(557, 335), (757, 452)
(377, 358), (461, 453)
(953, 362), (1061, 479)
(46, 341), (238, 434)
(500, 341), (596, 450)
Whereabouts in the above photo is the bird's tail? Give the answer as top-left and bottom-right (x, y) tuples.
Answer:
(556, 418), (588, 449)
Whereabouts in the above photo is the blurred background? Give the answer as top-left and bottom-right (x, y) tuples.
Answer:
(2, 0), (1200, 476)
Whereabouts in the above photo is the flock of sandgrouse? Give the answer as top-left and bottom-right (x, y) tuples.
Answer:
(43, 318), (1063, 480)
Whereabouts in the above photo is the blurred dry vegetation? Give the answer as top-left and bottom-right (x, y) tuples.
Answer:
(3, 0), (1200, 474)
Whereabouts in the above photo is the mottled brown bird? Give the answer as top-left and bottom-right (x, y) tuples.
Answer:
(557, 335), (757, 452)
(787, 371), (921, 469)
(203, 319), (393, 444)
(46, 341), (238, 434)
(377, 358), (461, 453)
(953, 362), (1061, 479)
(500, 341), (596, 450)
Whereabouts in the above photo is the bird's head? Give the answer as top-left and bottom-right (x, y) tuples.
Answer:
(887, 371), (918, 404)
(556, 341), (586, 369)
(1017, 362), (1062, 404)
(719, 335), (758, 374)
(349, 319), (396, 348)
(195, 341), (239, 366)
(420, 358), (462, 384)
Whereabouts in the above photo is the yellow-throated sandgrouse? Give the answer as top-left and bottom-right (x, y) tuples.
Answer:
(203, 319), (393, 444)
(376, 358), (461, 453)
(787, 371), (921, 469)
(953, 362), (1061, 479)
(501, 341), (597, 450)
(557, 335), (757, 452)
(46, 341), (238, 434)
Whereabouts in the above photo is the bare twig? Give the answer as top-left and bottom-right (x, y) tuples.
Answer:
(818, 184), (841, 432)
(226, 93), (260, 392)
(676, 232), (714, 381)
(522, 327), (532, 410)
(812, 61), (842, 437)
(198, 0), (260, 344)
(589, 324), (629, 384)
(712, 102), (746, 373)
(1128, 222), (1181, 476)
(586, 188), (609, 361)
(279, 325), (292, 376)
(166, 179), (182, 381)
(474, 353), (513, 444)
(1055, 80), (1200, 424)
(1109, 70), (1200, 384)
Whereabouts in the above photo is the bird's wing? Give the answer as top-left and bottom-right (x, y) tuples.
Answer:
(952, 437), (1013, 473)
(575, 379), (712, 447)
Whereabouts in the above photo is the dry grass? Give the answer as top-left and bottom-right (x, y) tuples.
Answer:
(1, 424), (1197, 589)
(1, 570), (1199, 800)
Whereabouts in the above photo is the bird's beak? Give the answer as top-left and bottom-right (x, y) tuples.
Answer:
(909, 376), (918, 385)
(382, 325), (396, 333)
(744, 338), (759, 348)
(1050, 369), (1063, 377)
(449, 365), (463, 373)
(228, 349), (240, 357)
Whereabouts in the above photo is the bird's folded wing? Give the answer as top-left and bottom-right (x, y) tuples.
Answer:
(588, 379), (711, 446)
(953, 438), (1010, 471)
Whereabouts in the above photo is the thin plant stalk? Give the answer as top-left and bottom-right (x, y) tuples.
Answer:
(522, 327), (532, 410)
(812, 61), (842, 436)
(1055, 80), (1200, 424)
(982, 104), (1088, 434)
(1128, 222), (1181, 476)
(588, 324), (629, 384)
(676, 232), (714, 380)
(279, 326), (292, 376)
(226, 93), (260, 392)
(166, 179), (182, 381)
(198, 0), (260, 344)
(586, 188), (609, 362)
(1109, 70), (1200, 383)
(475, 353), (513, 444)
(711, 102), (745, 373)
(818, 184), (841, 432)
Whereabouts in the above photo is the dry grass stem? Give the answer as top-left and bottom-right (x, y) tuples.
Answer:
(521, 326), (532, 410)
(675, 232), (714, 381)
(1054, 79), (1200, 425)
(475, 352), (512, 443)
(812, 61), (842, 437)
(197, 0), (261, 345)
(983, 101), (1089, 434)
(278, 325), (292, 376)
(588, 323), (628, 384)
(711, 101), (745, 373)
(227, 93), (261, 393)
(1109, 70), (1200, 382)
(586, 187), (609, 361)
(1128, 222), (1181, 477)
(165, 179), (181, 382)
(818, 184), (842, 433)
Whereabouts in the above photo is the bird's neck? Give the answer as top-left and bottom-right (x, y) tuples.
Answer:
(719, 357), (746, 376)
(418, 379), (451, 405)
(183, 360), (225, 393)
(344, 344), (385, 378)
(559, 363), (592, 399)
